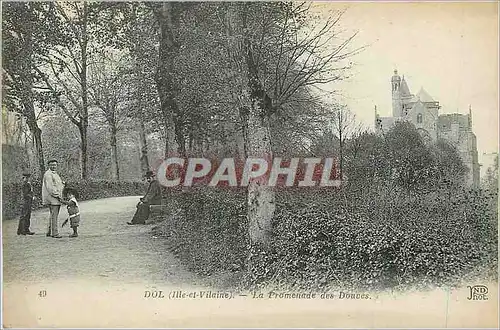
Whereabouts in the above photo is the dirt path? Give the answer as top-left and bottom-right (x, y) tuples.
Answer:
(2, 196), (200, 286)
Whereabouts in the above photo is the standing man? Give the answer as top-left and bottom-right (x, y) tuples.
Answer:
(42, 159), (64, 238)
(17, 172), (35, 235)
(127, 171), (162, 225)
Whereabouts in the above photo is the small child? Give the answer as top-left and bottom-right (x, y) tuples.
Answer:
(60, 187), (81, 238)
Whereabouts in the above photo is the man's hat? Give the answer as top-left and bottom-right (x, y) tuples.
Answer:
(145, 170), (155, 178)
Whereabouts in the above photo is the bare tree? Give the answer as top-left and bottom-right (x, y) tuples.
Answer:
(224, 2), (361, 245)
(225, 2), (276, 246)
(247, 3), (364, 116)
(34, 2), (95, 179)
(331, 104), (363, 180)
(88, 50), (133, 180)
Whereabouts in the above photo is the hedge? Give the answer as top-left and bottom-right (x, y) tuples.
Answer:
(156, 186), (498, 291)
(248, 189), (498, 290)
(2, 180), (148, 220)
(155, 188), (248, 276)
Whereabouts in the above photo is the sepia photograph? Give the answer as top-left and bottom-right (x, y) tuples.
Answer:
(1, 1), (498, 328)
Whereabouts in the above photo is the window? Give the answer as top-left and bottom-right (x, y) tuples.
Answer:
(417, 113), (423, 124)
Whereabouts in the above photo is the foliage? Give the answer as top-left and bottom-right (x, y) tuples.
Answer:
(247, 186), (497, 290)
(158, 122), (496, 290)
(2, 144), (30, 184)
(40, 115), (144, 182)
(339, 122), (468, 194)
(2, 2), (64, 178)
(483, 154), (499, 192)
(153, 188), (248, 277)
(2, 2), (65, 112)
(3, 1), (360, 177)
(159, 185), (497, 290)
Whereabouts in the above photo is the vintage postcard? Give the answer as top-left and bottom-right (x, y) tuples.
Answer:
(1, 1), (498, 328)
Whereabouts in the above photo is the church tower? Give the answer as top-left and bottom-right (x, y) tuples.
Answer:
(391, 69), (403, 117)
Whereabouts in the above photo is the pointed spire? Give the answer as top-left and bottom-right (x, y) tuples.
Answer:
(399, 78), (411, 96)
(469, 104), (472, 128)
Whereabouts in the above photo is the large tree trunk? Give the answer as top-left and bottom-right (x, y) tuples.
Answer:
(226, 3), (275, 246)
(154, 2), (187, 220)
(138, 111), (150, 174)
(27, 112), (45, 179)
(78, 2), (90, 180)
(154, 2), (183, 157)
(80, 100), (89, 180)
(160, 110), (177, 157)
(22, 3), (45, 179)
(246, 114), (275, 245)
(110, 125), (120, 180)
(338, 112), (343, 181)
(174, 112), (186, 157)
(237, 109), (248, 159)
(188, 128), (194, 154)
(78, 122), (88, 180)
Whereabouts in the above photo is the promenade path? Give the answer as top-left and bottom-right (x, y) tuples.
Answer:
(2, 196), (197, 286)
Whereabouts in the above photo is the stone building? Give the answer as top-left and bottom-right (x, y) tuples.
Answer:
(375, 70), (480, 188)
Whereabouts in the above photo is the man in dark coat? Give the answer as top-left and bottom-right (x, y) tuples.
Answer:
(127, 171), (162, 225)
(17, 172), (35, 235)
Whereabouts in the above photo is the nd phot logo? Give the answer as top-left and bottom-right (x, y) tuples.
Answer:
(467, 285), (488, 301)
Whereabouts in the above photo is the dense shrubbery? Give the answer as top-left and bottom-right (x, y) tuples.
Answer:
(2, 180), (147, 219)
(156, 188), (248, 276)
(247, 187), (497, 290)
(159, 186), (497, 291)
(156, 122), (497, 290)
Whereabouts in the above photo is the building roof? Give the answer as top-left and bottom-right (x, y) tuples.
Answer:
(416, 87), (435, 102)
(400, 77), (412, 97)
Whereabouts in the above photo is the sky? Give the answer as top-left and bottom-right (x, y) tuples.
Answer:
(312, 1), (498, 167)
